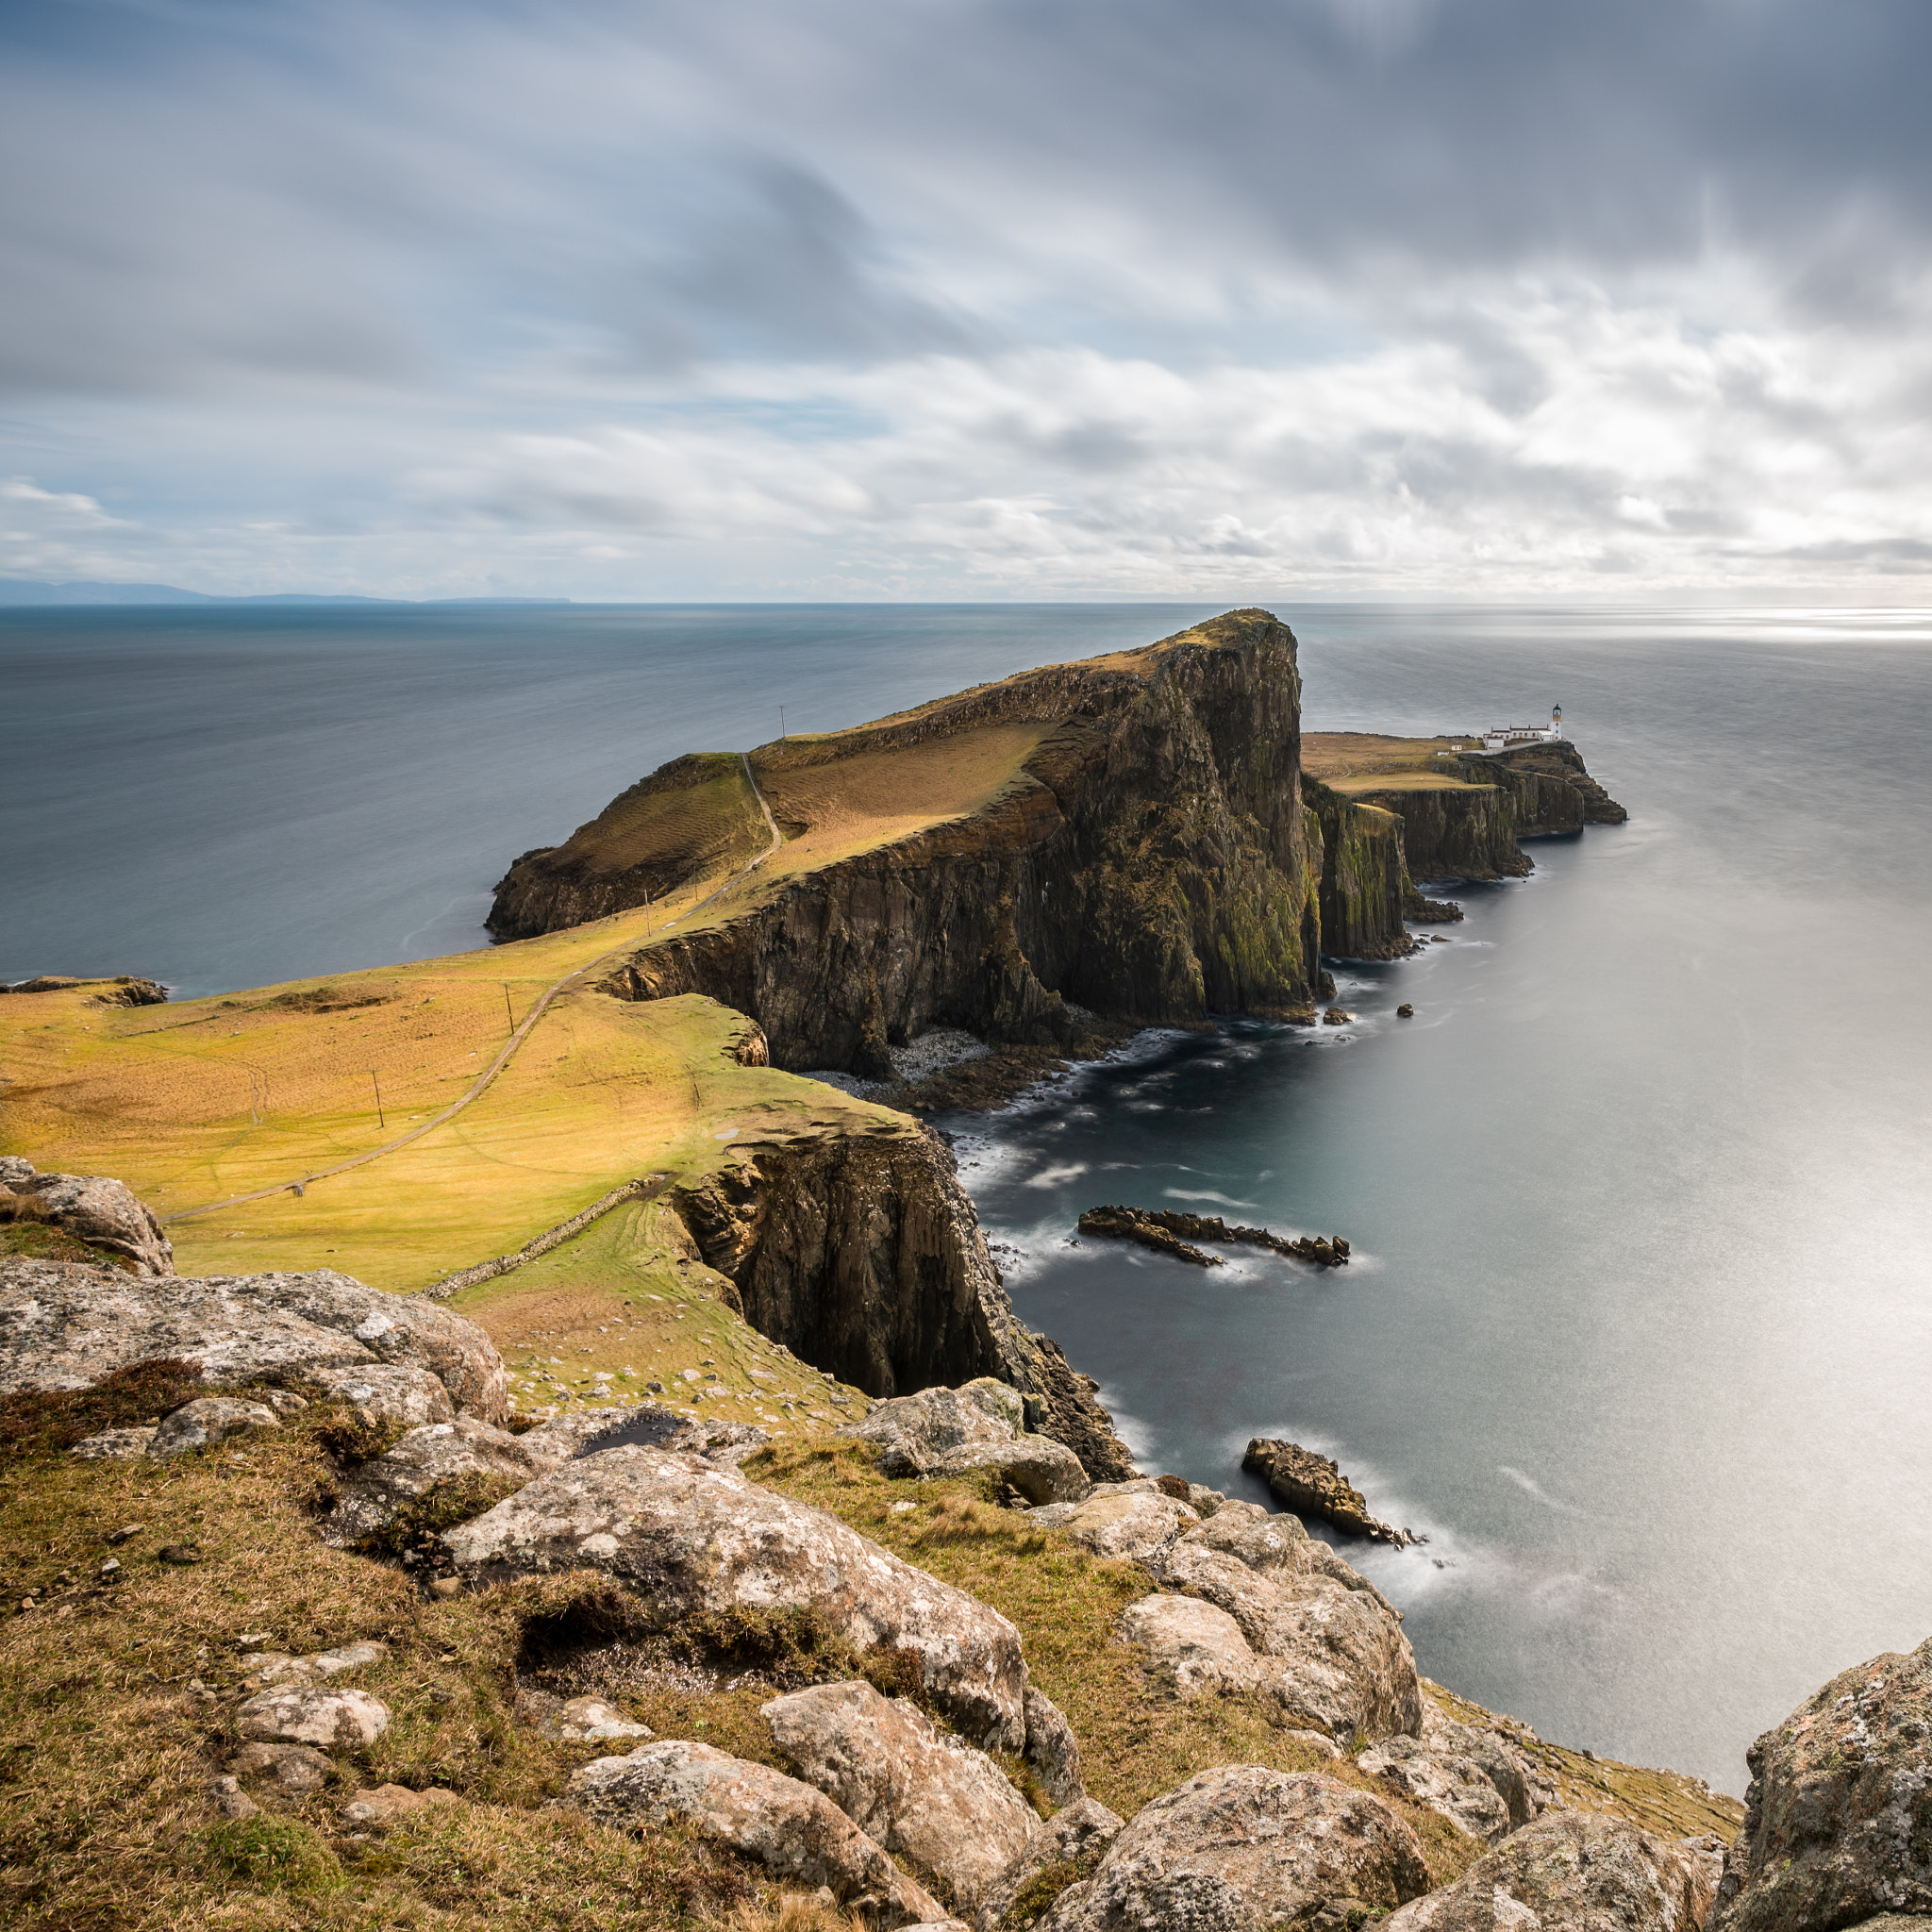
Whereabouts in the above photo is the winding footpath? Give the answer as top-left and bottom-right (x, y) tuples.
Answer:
(163, 755), (785, 1225)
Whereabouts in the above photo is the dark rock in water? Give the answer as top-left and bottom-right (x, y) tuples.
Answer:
(1404, 893), (1464, 924)
(1707, 1630), (1932, 1932)
(1323, 1007), (1354, 1025)
(1245, 1438), (1421, 1548)
(1078, 1205), (1351, 1271)
(1076, 1206), (1222, 1268)
(1396, 1004), (1415, 1018)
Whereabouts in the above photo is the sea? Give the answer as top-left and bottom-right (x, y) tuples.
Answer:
(7, 598), (1932, 1794)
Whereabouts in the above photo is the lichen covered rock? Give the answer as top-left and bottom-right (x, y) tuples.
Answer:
(321, 1417), (539, 1548)
(0, 1257), (508, 1423)
(441, 1445), (1029, 1750)
(1386, 1810), (1719, 1932)
(1037, 1765), (1429, 1932)
(572, 1739), (948, 1926)
(761, 1679), (1038, 1908)
(1707, 1632), (1932, 1932)
(842, 1379), (1091, 1503)
(4, 1169), (175, 1274)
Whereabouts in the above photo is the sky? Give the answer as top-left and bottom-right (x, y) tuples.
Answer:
(4, 0), (1931, 601)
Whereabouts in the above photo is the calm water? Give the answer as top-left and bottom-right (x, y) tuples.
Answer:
(6, 600), (1930, 1793)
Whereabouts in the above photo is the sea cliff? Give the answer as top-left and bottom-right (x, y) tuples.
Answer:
(493, 610), (1325, 1068)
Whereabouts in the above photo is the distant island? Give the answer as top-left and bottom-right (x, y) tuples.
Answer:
(0, 577), (572, 607)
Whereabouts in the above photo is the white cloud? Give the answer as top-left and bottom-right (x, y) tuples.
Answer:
(5, 1), (1932, 596)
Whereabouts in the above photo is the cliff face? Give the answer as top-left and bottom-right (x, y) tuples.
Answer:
(669, 1119), (1136, 1479)
(1299, 777), (1414, 961)
(1353, 746), (1624, 884)
(555, 611), (1322, 1070)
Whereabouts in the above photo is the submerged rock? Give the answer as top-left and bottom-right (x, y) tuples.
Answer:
(1386, 1811), (1719, 1932)
(572, 1739), (948, 1926)
(1037, 1765), (1428, 1932)
(441, 1445), (1029, 1750)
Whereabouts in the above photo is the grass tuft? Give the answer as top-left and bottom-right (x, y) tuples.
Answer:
(0, 1356), (203, 1462)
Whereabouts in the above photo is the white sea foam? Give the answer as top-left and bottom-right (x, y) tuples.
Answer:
(1022, 1160), (1091, 1189)
(1164, 1188), (1259, 1209)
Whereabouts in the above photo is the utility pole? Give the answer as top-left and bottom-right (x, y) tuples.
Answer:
(780, 705), (786, 741)
(502, 981), (515, 1035)
(369, 1070), (385, 1130)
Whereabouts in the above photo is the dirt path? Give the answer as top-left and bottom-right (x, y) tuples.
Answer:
(163, 762), (786, 1225)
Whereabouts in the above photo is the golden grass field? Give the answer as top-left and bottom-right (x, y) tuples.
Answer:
(1301, 732), (1492, 796)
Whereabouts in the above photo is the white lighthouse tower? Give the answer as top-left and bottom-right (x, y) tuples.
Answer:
(1476, 706), (1566, 754)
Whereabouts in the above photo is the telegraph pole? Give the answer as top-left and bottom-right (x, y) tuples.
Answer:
(503, 981), (515, 1035)
(368, 1071), (385, 1130)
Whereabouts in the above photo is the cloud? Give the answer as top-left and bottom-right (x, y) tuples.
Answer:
(2, 0), (1931, 594)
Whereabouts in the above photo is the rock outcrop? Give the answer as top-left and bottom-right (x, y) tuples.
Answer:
(572, 1739), (949, 1926)
(1707, 1631), (1932, 1932)
(1037, 1766), (1430, 1932)
(1244, 1437), (1418, 1547)
(761, 1679), (1039, 1909)
(669, 1124), (1135, 1479)
(441, 1445), (1030, 1750)
(841, 1378), (1091, 1503)
(0, 1257), (508, 1422)
(1357, 1733), (1513, 1844)
(320, 1417), (541, 1549)
(1358, 743), (1625, 885)
(1385, 1811), (1719, 1932)
(0, 1164), (174, 1274)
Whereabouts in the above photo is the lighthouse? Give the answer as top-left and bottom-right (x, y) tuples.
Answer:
(1476, 706), (1568, 753)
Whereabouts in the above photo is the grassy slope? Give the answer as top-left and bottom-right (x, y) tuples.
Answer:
(1302, 732), (1491, 796)
(0, 1415), (1742, 1932)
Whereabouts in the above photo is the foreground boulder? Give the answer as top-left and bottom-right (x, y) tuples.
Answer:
(762, 1679), (1039, 1909)
(321, 1418), (540, 1548)
(1157, 1521), (1422, 1746)
(1357, 1734), (1513, 1845)
(146, 1396), (280, 1459)
(235, 1685), (391, 1750)
(516, 1401), (769, 1472)
(0, 1167), (175, 1274)
(843, 1380), (1091, 1504)
(1386, 1811), (1720, 1932)
(572, 1739), (948, 1925)
(1030, 1483), (1202, 1563)
(1038, 1765), (1429, 1932)
(441, 1445), (1028, 1749)
(0, 1257), (508, 1421)
(303, 1362), (454, 1432)
(1707, 1632), (1932, 1932)
(974, 1797), (1124, 1932)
